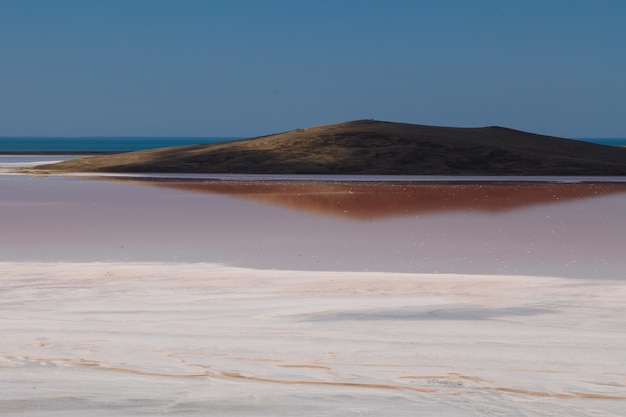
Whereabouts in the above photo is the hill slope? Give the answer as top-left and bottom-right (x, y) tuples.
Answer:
(37, 120), (626, 175)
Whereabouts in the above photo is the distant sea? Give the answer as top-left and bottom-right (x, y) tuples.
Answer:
(578, 138), (626, 146)
(0, 136), (624, 154)
(0, 137), (242, 153)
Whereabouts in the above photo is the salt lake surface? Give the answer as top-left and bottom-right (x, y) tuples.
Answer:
(2, 173), (626, 279)
(1, 167), (626, 416)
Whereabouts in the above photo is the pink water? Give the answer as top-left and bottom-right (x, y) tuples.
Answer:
(2, 175), (626, 279)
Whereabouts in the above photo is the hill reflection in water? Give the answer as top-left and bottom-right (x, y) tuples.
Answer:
(100, 179), (626, 220)
(3, 175), (626, 278)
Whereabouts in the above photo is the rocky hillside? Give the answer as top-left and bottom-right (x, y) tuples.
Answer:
(36, 120), (626, 175)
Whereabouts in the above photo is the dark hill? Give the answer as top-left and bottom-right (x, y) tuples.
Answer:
(36, 120), (626, 175)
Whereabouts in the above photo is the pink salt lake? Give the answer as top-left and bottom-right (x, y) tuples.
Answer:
(1, 173), (625, 279)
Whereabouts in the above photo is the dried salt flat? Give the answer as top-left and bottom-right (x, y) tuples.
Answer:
(1, 262), (625, 416)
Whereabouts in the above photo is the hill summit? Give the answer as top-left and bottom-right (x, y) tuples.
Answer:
(37, 120), (626, 175)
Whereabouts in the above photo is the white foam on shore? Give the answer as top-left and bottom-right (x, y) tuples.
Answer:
(2, 261), (625, 416)
(0, 155), (75, 174)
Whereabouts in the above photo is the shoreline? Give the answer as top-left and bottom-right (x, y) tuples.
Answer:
(3, 152), (626, 182)
(14, 171), (626, 184)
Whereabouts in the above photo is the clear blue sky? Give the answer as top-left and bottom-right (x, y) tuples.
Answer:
(1, 0), (625, 138)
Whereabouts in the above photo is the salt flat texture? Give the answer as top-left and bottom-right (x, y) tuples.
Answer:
(1, 262), (625, 416)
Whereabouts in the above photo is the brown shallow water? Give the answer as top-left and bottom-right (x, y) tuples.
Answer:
(1, 175), (626, 279)
(118, 179), (626, 218)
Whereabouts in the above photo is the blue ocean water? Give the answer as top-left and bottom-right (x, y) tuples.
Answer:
(577, 138), (626, 146)
(0, 136), (623, 153)
(0, 137), (242, 153)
